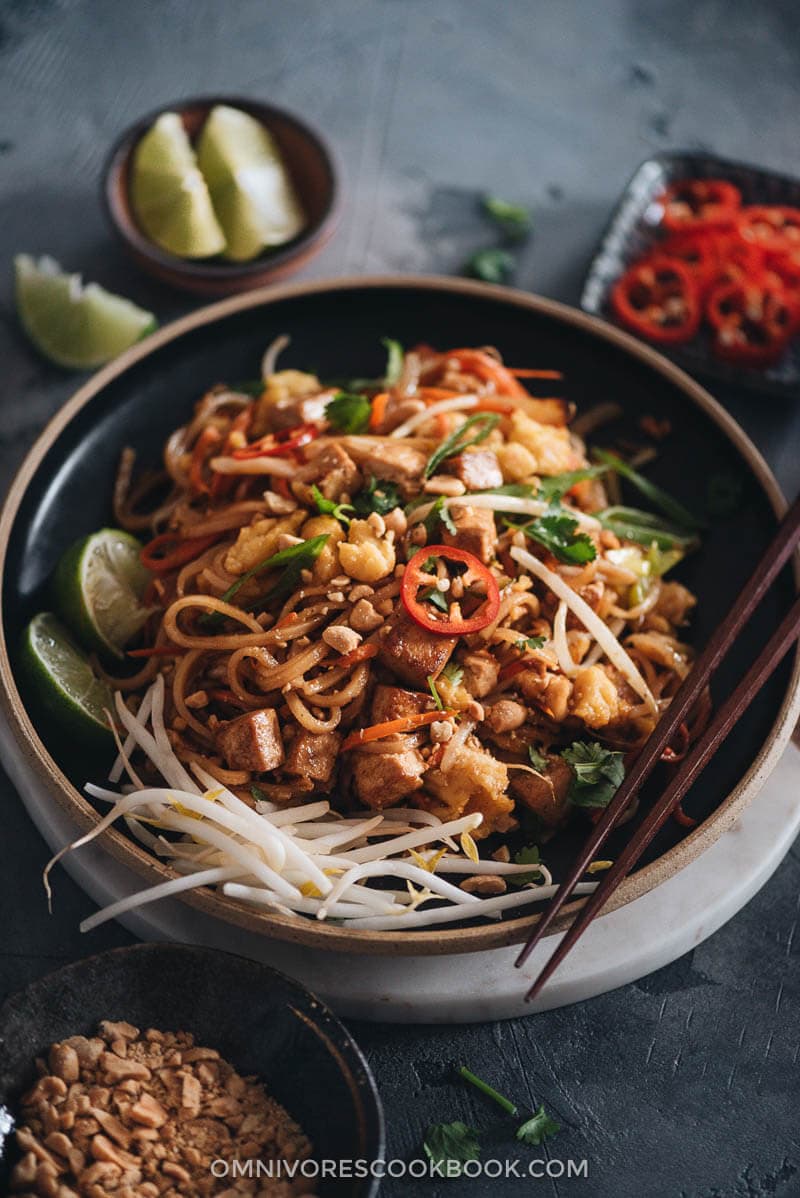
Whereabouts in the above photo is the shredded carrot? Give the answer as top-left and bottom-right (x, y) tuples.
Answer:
(140, 532), (221, 574)
(509, 368), (563, 379)
(274, 477), (292, 500)
(435, 411), (450, 438)
(418, 386), (463, 402)
(276, 611), (301, 630)
(189, 426), (222, 495)
(369, 392), (390, 430)
(472, 399), (514, 415)
(445, 348), (530, 399)
(342, 709), (454, 751)
(336, 642), (379, 669)
(127, 645), (187, 658)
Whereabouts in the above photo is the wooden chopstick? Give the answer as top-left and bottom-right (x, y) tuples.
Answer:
(515, 488), (800, 972)
(524, 588), (800, 1002)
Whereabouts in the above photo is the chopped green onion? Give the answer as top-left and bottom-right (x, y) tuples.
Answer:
(424, 413), (500, 479)
(381, 337), (404, 386)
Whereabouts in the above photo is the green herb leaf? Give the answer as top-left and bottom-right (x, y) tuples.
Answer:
(423, 1122), (481, 1177)
(517, 635), (546, 653)
(420, 586), (448, 613)
(537, 465), (609, 504)
(422, 495), (458, 539)
(516, 1105), (561, 1146)
(465, 248), (515, 284)
(325, 390), (372, 434)
(427, 674), (444, 711)
(382, 337), (404, 386)
(596, 505), (698, 551)
(352, 475), (402, 517)
(706, 472), (744, 517)
(522, 509), (597, 564)
(511, 844), (543, 887)
(202, 534), (330, 627)
(561, 740), (625, 809)
(476, 482), (536, 498)
(482, 195), (532, 241)
(310, 483), (354, 527)
(593, 449), (701, 531)
(457, 1066), (518, 1115)
(441, 660), (464, 687)
(527, 745), (547, 771)
(425, 413), (500, 479)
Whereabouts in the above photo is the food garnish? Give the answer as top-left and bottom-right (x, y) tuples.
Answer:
(561, 741), (626, 809)
(401, 545), (501, 635)
(466, 248), (515, 284)
(423, 1122), (481, 1175)
(516, 1106), (562, 1146)
(482, 195), (532, 241)
(457, 1065), (518, 1114)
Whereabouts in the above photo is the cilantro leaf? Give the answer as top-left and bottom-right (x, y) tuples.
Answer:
(561, 740), (625, 809)
(522, 509), (597, 564)
(482, 195), (532, 241)
(517, 635), (546, 653)
(310, 484), (354, 527)
(465, 248), (515, 283)
(325, 390), (372, 434)
(536, 465), (608, 504)
(527, 745), (547, 771)
(382, 337), (404, 386)
(352, 475), (402, 517)
(425, 413), (500, 479)
(423, 1122), (480, 1176)
(422, 495), (458, 539)
(510, 844), (543, 887)
(441, 660), (464, 687)
(516, 1105), (561, 1146)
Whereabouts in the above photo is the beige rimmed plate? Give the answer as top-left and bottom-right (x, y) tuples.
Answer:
(2, 275), (798, 955)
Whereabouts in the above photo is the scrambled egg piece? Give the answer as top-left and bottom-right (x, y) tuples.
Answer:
(224, 512), (306, 575)
(507, 409), (579, 475)
(338, 518), (395, 583)
(300, 515), (346, 583)
(422, 744), (513, 838)
(570, 665), (620, 728)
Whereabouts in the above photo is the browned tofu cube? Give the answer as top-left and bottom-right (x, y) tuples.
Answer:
(445, 449), (503, 491)
(371, 684), (432, 724)
(377, 612), (457, 688)
(215, 708), (284, 773)
(509, 757), (572, 827)
(283, 730), (341, 787)
(462, 650), (500, 698)
(353, 747), (426, 809)
(443, 505), (497, 563)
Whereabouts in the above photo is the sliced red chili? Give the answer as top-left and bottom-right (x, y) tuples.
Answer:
(708, 232), (764, 289)
(660, 179), (741, 232)
(231, 423), (320, 460)
(737, 206), (800, 255)
(401, 544), (500, 635)
(706, 277), (796, 367)
(140, 531), (220, 574)
(658, 233), (718, 292)
(611, 257), (701, 344)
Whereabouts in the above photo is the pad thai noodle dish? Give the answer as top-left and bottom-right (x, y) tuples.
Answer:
(47, 338), (706, 934)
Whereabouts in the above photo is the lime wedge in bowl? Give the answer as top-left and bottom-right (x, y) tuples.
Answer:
(15, 255), (156, 369)
(131, 111), (226, 258)
(54, 529), (151, 660)
(197, 104), (306, 262)
(20, 613), (114, 749)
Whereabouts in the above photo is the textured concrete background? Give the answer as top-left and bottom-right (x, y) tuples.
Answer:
(1, 2), (799, 1195)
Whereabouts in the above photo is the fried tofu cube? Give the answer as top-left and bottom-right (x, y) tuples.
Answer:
(283, 731), (341, 788)
(353, 748), (426, 809)
(443, 505), (497, 563)
(371, 685), (432, 723)
(509, 757), (572, 828)
(445, 449), (503, 491)
(216, 708), (284, 773)
(377, 612), (457, 688)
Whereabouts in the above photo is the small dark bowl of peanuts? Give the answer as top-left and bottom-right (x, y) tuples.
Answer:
(0, 943), (383, 1197)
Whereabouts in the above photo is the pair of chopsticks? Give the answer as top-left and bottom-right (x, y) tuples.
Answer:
(518, 489), (800, 1002)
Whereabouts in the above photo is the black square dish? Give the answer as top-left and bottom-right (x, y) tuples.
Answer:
(581, 151), (800, 398)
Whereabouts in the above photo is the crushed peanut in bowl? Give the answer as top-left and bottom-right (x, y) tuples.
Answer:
(10, 1020), (315, 1196)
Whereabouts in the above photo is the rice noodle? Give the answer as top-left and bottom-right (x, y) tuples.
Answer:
(261, 334), (290, 381)
(210, 456), (296, 477)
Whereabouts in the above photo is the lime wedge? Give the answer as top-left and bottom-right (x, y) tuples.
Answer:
(131, 111), (226, 258)
(20, 613), (114, 748)
(54, 529), (151, 660)
(15, 255), (157, 370)
(197, 104), (306, 262)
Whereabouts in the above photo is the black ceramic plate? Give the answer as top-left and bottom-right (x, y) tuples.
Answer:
(0, 943), (383, 1195)
(581, 151), (800, 398)
(1, 277), (798, 953)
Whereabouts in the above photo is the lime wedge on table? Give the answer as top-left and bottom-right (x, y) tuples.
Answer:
(20, 613), (114, 749)
(197, 104), (306, 262)
(14, 255), (156, 370)
(54, 529), (151, 660)
(131, 111), (226, 258)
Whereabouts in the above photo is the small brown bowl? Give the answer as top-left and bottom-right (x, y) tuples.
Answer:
(103, 96), (340, 296)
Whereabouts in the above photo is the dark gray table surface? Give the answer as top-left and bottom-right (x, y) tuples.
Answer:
(1, 3), (799, 1196)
